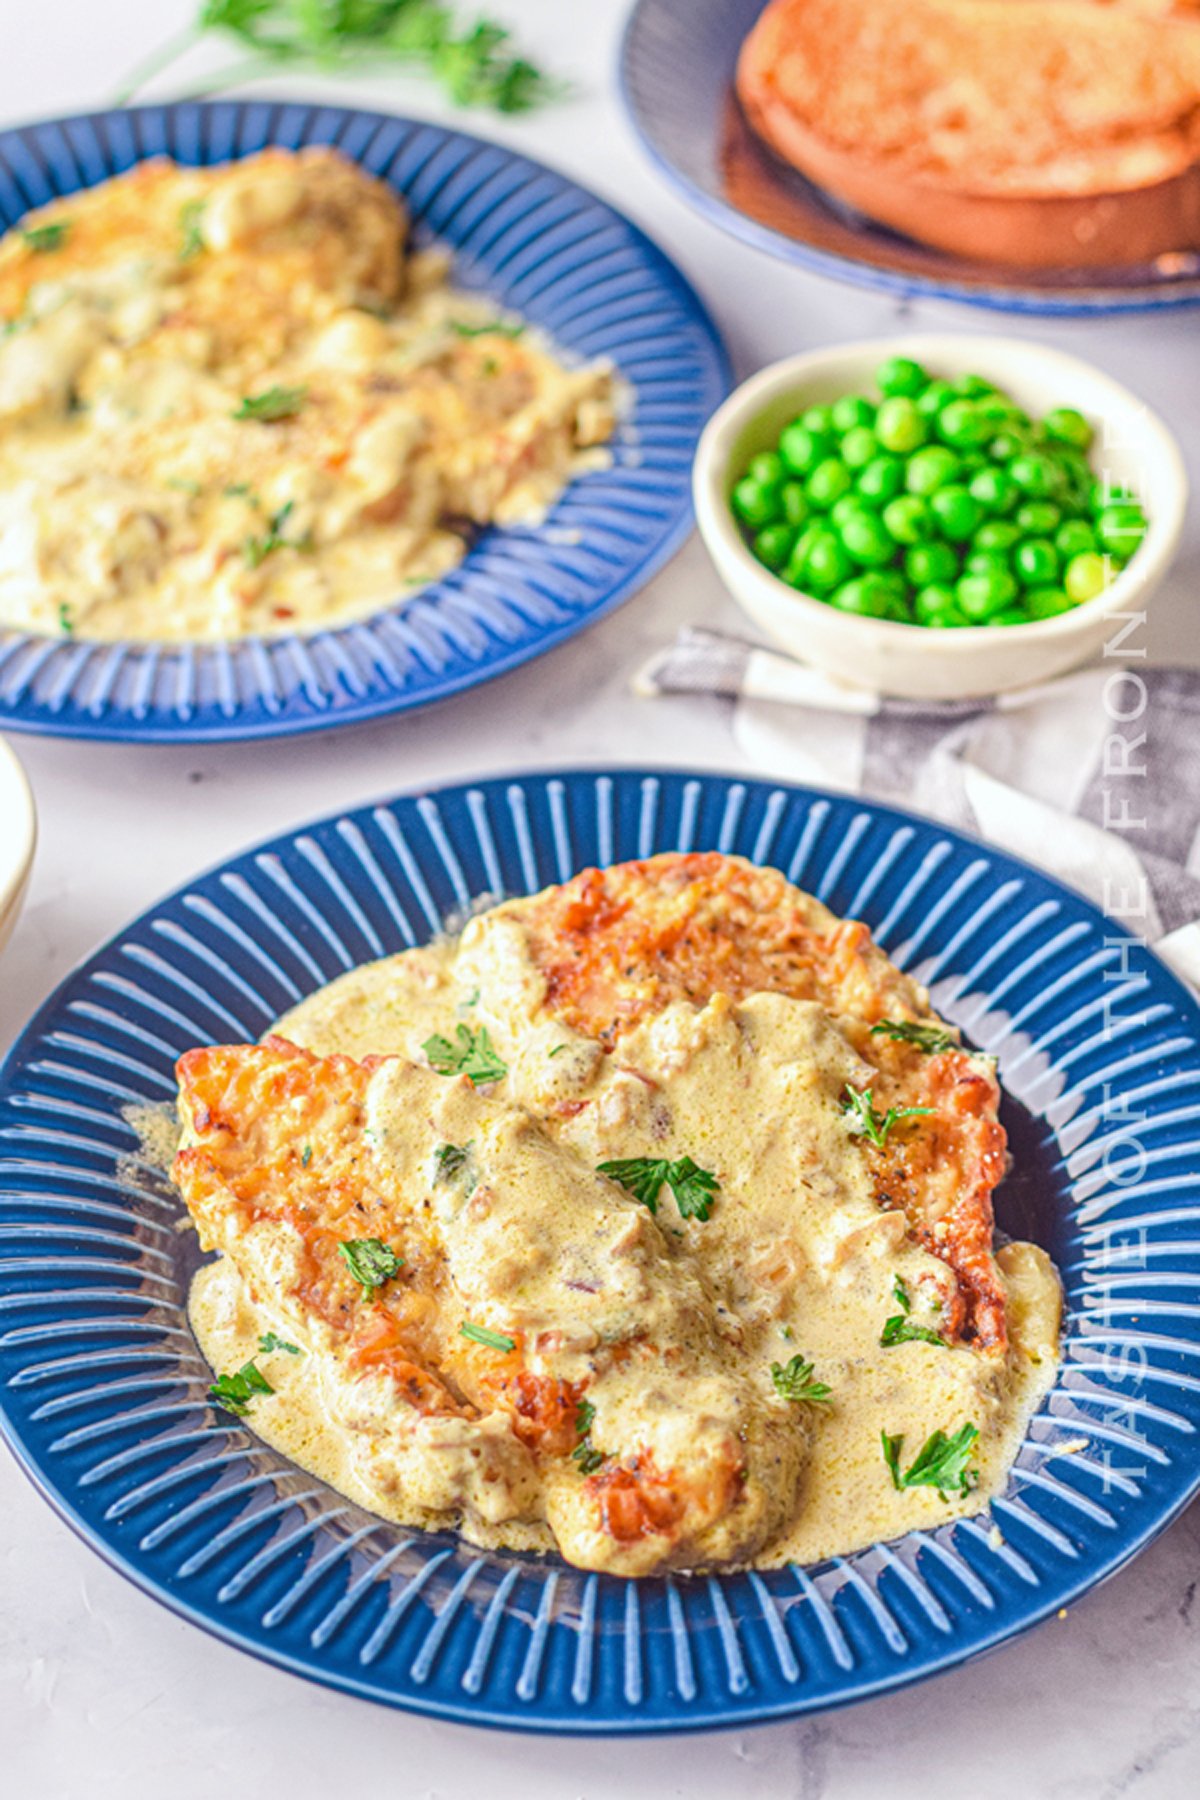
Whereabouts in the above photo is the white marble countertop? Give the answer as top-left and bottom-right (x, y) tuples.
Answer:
(2, 4), (1199, 1794)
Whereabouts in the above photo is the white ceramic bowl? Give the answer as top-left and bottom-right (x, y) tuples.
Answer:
(0, 736), (35, 958)
(693, 335), (1188, 700)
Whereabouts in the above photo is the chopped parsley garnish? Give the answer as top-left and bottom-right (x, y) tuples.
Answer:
(841, 1084), (932, 1148)
(209, 1358), (273, 1415)
(166, 476), (202, 495)
(880, 1276), (946, 1349)
(770, 1354), (832, 1405)
(56, 602), (75, 636)
(23, 220), (69, 252)
(882, 1423), (979, 1497)
(423, 1023), (507, 1086)
(459, 1319), (515, 1353)
(597, 1154), (719, 1222)
(572, 1399), (605, 1474)
(232, 384), (307, 423)
(224, 481), (257, 500)
(548, 1044), (569, 1058)
(338, 1237), (404, 1299)
(434, 1141), (472, 1181)
(178, 199), (206, 261)
(449, 318), (526, 339)
(300, 1143), (312, 1167)
(243, 499), (313, 568)
(870, 1020), (956, 1054)
(258, 1332), (300, 1355)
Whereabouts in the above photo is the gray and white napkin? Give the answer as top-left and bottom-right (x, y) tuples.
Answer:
(635, 628), (1200, 990)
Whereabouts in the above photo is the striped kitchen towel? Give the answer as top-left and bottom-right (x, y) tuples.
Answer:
(634, 627), (1200, 989)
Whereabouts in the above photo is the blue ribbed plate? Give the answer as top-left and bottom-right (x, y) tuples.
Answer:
(0, 104), (728, 741)
(2, 769), (1200, 1732)
(620, 0), (1200, 317)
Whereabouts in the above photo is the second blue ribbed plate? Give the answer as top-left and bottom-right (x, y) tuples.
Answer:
(2, 769), (1199, 1731)
(0, 103), (729, 741)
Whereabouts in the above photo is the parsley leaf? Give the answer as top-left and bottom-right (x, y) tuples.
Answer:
(770, 1354), (832, 1405)
(209, 1358), (273, 1415)
(232, 384), (307, 423)
(434, 1140), (472, 1181)
(882, 1423), (979, 1497)
(449, 318), (526, 339)
(243, 499), (313, 568)
(258, 1331), (300, 1355)
(423, 1023), (507, 1086)
(870, 1020), (956, 1054)
(23, 221), (69, 252)
(571, 1397), (605, 1473)
(880, 1275), (946, 1349)
(338, 1237), (404, 1299)
(596, 1154), (720, 1222)
(178, 199), (206, 261)
(56, 602), (75, 636)
(459, 1319), (515, 1353)
(841, 1084), (932, 1148)
(300, 1144), (312, 1167)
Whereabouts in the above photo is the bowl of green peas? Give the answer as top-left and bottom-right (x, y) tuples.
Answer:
(693, 336), (1186, 699)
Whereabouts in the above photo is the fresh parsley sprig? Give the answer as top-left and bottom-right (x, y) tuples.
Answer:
(258, 1331), (300, 1355)
(597, 1154), (719, 1222)
(115, 2), (560, 116)
(232, 384), (307, 423)
(841, 1084), (932, 1148)
(243, 499), (313, 568)
(338, 1236), (404, 1299)
(880, 1276), (946, 1349)
(459, 1319), (515, 1353)
(423, 1024), (507, 1086)
(870, 1019), (956, 1054)
(571, 1397), (605, 1474)
(770, 1354), (832, 1405)
(434, 1141), (472, 1181)
(209, 1357), (273, 1415)
(23, 221), (70, 252)
(881, 1423), (979, 1497)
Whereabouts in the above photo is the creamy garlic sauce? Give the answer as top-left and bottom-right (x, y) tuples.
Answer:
(187, 913), (1062, 1570)
(0, 150), (616, 642)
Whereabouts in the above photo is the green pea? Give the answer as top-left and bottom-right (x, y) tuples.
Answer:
(831, 395), (875, 434)
(876, 356), (928, 398)
(1014, 538), (1060, 587)
(969, 467), (1018, 515)
(1026, 586), (1073, 620)
(874, 569), (909, 605)
(1011, 452), (1064, 498)
(929, 483), (982, 542)
(965, 549), (1011, 578)
(801, 405), (834, 436)
(856, 456), (904, 505)
(974, 518), (1021, 552)
(992, 607), (1031, 627)
(1055, 519), (1096, 560)
(1097, 503), (1147, 561)
(1064, 552), (1108, 603)
(906, 446), (960, 496)
(806, 458), (854, 510)
(748, 450), (786, 487)
(753, 523), (794, 571)
(956, 568), (1018, 621)
(916, 379), (955, 419)
(732, 476), (780, 529)
(975, 395), (1023, 428)
(830, 575), (892, 617)
(1016, 501), (1061, 537)
(905, 540), (958, 587)
(988, 428), (1032, 463)
(831, 495), (868, 530)
(937, 399), (993, 450)
(779, 423), (830, 477)
(953, 374), (995, 399)
(1089, 479), (1135, 514)
(914, 583), (960, 626)
(780, 481), (810, 529)
(802, 528), (853, 591)
(875, 396), (928, 455)
(882, 494), (934, 545)
(1043, 407), (1094, 451)
(841, 426), (879, 471)
(839, 509), (896, 568)
(959, 452), (989, 477)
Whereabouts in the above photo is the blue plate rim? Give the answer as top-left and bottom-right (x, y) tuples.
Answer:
(0, 100), (732, 744)
(2, 762), (1199, 1732)
(616, 0), (1200, 320)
